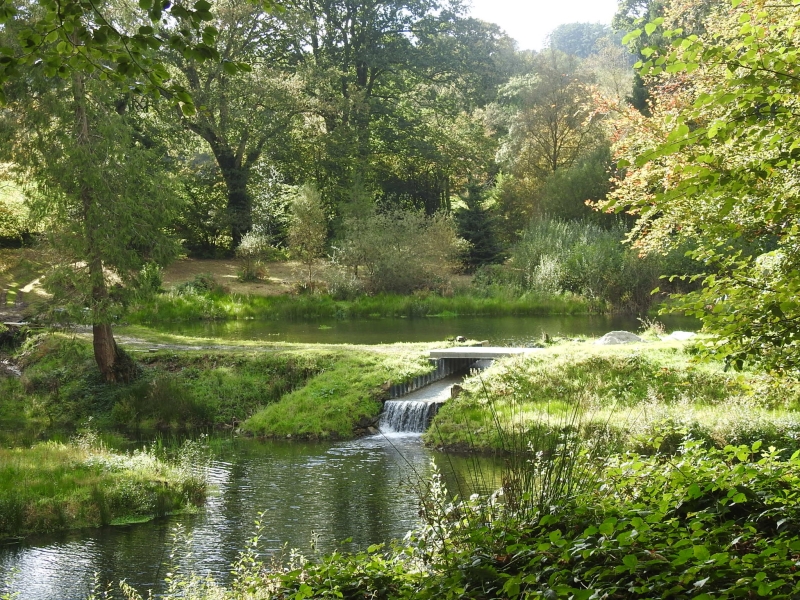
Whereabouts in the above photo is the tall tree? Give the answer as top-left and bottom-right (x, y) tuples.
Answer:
(279, 0), (516, 212)
(1, 66), (178, 381)
(169, 0), (304, 248)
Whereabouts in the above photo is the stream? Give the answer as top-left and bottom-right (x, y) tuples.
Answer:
(1, 413), (500, 598)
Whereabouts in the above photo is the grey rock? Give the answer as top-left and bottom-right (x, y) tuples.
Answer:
(664, 330), (696, 341)
(594, 331), (645, 345)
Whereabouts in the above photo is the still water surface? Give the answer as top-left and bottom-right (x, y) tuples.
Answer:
(142, 314), (697, 345)
(1, 435), (500, 599)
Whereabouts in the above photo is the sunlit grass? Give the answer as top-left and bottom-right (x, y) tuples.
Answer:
(127, 289), (596, 324)
(0, 438), (206, 539)
(426, 340), (800, 452)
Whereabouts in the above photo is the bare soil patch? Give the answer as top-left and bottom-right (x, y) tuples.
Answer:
(162, 258), (304, 297)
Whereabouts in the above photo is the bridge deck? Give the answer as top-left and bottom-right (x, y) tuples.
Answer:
(429, 347), (543, 359)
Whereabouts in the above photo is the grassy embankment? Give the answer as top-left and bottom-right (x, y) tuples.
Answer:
(127, 286), (596, 324)
(426, 338), (800, 454)
(0, 433), (207, 540)
(0, 332), (439, 442)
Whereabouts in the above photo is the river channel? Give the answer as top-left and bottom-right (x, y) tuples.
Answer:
(0, 432), (501, 599)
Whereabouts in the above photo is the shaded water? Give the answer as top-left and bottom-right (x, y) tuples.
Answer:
(138, 314), (697, 345)
(0, 436), (501, 600)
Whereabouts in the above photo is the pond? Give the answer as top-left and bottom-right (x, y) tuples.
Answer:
(138, 314), (697, 345)
(0, 433), (501, 600)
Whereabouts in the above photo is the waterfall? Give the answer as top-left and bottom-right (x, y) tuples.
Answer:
(379, 400), (444, 434)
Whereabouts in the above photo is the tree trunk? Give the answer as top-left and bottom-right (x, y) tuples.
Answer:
(214, 147), (252, 248)
(72, 71), (134, 383)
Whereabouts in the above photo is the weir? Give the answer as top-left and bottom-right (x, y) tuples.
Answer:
(380, 346), (543, 433)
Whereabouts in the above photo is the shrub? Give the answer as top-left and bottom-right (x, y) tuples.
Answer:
(330, 208), (467, 295)
(234, 232), (270, 282)
(507, 218), (662, 311)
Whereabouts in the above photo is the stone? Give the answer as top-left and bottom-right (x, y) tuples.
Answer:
(594, 331), (645, 345)
(665, 330), (696, 341)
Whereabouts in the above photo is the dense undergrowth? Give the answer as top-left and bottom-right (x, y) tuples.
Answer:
(0, 430), (207, 540)
(426, 341), (800, 454)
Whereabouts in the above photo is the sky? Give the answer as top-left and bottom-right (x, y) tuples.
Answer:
(466, 0), (621, 51)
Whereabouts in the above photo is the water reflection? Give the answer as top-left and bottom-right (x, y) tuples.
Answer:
(135, 314), (697, 346)
(0, 436), (501, 600)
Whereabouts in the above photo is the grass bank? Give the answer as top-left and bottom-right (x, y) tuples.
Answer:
(127, 288), (597, 324)
(425, 340), (800, 454)
(0, 433), (207, 540)
(0, 332), (438, 441)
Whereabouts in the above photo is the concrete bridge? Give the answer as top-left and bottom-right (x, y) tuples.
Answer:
(387, 345), (542, 399)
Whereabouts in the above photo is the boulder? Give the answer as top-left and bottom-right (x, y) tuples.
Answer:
(594, 331), (645, 345)
(664, 330), (696, 341)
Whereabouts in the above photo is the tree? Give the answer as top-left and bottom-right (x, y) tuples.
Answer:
(278, 0), (516, 212)
(332, 208), (465, 294)
(0, 0), (225, 109)
(547, 23), (621, 58)
(288, 184), (327, 289)
(604, 0), (800, 373)
(0, 67), (178, 381)
(491, 49), (605, 238)
(169, 0), (304, 248)
(454, 184), (503, 272)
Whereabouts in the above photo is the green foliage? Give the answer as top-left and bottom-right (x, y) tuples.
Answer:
(130, 288), (593, 324)
(6, 334), (326, 432)
(607, 1), (800, 373)
(331, 208), (467, 295)
(501, 218), (662, 311)
(288, 184), (328, 289)
(454, 185), (504, 272)
(112, 439), (800, 599)
(546, 23), (623, 58)
(0, 181), (29, 244)
(235, 232), (270, 282)
(427, 342), (800, 453)
(0, 435), (206, 539)
(534, 146), (615, 221)
(243, 350), (433, 438)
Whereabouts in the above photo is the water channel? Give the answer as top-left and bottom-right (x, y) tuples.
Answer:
(137, 313), (697, 345)
(1, 382), (501, 600)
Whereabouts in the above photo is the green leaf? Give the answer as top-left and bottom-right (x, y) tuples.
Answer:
(693, 545), (711, 561)
(623, 554), (638, 569)
(622, 29), (643, 45)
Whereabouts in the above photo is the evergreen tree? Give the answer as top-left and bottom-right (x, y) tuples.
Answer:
(455, 184), (503, 272)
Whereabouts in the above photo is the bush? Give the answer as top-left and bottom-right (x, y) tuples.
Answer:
(234, 232), (270, 282)
(507, 218), (662, 311)
(330, 208), (467, 295)
(174, 273), (225, 296)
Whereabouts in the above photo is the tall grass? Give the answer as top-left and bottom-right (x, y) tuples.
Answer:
(485, 218), (665, 312)
(127, 288), (594, 324)
(0, 430), (207, 539)
(427, 341), (800, 454)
